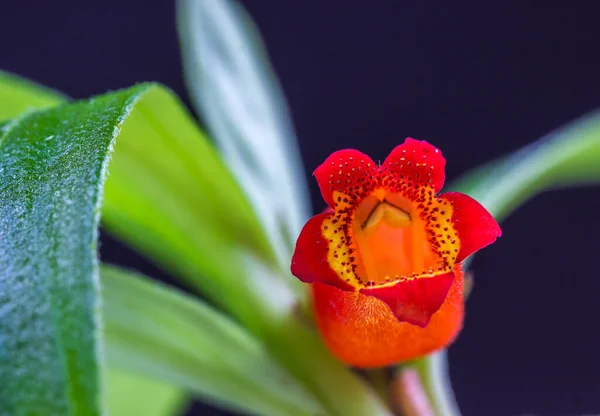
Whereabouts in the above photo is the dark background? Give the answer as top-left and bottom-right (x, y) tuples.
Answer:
(2, 1), (600, 415)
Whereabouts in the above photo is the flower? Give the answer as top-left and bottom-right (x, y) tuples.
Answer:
(291, 138), (501, 368)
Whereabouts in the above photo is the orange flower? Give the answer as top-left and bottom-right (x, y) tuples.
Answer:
(291, 138), (501, 368)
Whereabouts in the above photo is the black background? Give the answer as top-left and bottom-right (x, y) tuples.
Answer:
(3, 1), (600, 415)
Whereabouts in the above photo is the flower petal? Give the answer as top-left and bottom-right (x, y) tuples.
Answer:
(291, 212), (354, 290)
(314, 149), (379, 209)
(382, 138), (446, 193)
(441, 192), (502, 263)
(359, 271), (456, 327)
(312, 266), (464, 368)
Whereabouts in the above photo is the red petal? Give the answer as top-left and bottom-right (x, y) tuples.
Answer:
(314, 149), (379, 209)
(382, 138), (446, 193)
(442, 192), (502, 263)
(359, 271), (456, 327)
(312, 267), (464, 368)
(291, 212), (353, 290)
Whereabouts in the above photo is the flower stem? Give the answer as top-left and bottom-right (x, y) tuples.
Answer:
(390, 367), (434, 416)
(364, 368), (391, 407)
(408, 351), (462, 416)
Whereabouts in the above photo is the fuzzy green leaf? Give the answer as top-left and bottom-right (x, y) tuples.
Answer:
(0, 84), (155, 415)
(0, 73), (191, 416)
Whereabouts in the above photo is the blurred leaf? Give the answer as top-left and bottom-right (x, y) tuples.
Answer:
(450, 110), (600, 221)
(102, 265), (322, 416)
(99, 82), (299, 332)
(0, 71), (66, 119)
(0, 85), (157, 415)
(413, 110), (600, 416)
(106, 369), (187, 416)
(177, 0), (311, 268)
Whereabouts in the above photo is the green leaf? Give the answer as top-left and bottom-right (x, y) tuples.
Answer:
(0, 72), (192, 416)
(413, 110), (600, 416)
(450, 110), (600, 221)
(177, 0), (311, 267)
(106, 369), (187, 416)
(98, 82), (298, 332)
(102, 265), (324, 416)
(0, 84), (156, 415)
(0, 71), (66, 120)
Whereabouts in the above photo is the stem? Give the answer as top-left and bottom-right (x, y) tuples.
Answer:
(364, 368), (391, 407)
(410, 351), (461, 416)
(269, 317), (395, 416)
(391, 367), (434, 416)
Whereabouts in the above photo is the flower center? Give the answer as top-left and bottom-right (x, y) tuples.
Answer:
(352, 192), (437, 285)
